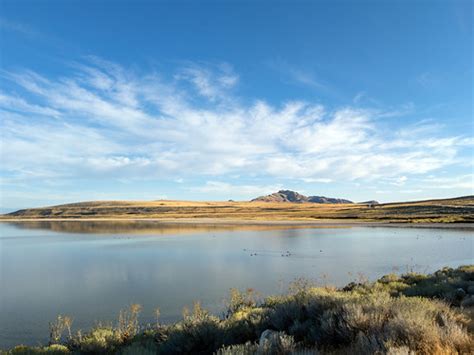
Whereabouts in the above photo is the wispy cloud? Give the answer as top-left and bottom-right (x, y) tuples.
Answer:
(0, 18), (39, 38)
(0, 17), (71, 51)
(267, 59), (333, 94)
(422, 174), (473, 190)
(416, 72), (439, 88)
(390, 176), (407, 186)
(0, 58), (472, 193)
(175, 62), (239, 101)
(353, 91), (367, 104)
(301, 178), (332, 183)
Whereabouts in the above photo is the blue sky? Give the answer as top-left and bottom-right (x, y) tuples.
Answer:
(0, 0), (472, 210)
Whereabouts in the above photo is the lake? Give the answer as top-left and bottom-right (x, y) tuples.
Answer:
(0, 221), (472, 349)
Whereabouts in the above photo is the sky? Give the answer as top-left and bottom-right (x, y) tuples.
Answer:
(0, 0), (472, 210)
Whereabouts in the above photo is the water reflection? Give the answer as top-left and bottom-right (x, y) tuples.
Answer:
(6, 220), (349, 235)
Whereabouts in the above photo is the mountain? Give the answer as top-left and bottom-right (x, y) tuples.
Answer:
(359, 200), (380, 205)
(307, 196), (354, 204)
(251, 190), (353, 204)
(250, 190), (308, 203)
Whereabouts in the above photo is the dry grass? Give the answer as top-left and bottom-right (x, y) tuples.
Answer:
(2, 196), (473, 223)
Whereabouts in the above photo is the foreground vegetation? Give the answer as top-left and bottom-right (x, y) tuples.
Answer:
(4, 266), (474, 354)
(2, 196), (473, 223)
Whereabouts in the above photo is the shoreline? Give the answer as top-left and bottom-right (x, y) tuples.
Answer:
(1, 218), (473, 229)
(2, 265), (473, 353)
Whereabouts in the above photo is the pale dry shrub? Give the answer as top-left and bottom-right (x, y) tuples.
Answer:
(225, 288), (258, 318)
(48, 315), (73, 345)
(215, 341), (259, 355)
(158, 302), (223, 354)
(71, 327), (121, 353)
(117, 303), (142, 340)
(6, 344), (70, 354)
(264, 287), (473, 354)
(259, 331), (296, 354)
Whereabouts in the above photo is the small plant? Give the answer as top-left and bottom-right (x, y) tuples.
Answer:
(48, 315), (73, 345)
(72, 326), (122, 353)
(154, 307), (161, 328)
(117, 303), (142, 340)
(216, 341), (259, 354)
(225, 288), (258, 317)
(184, 301), (208, 323)
(288, 277), (313, 295)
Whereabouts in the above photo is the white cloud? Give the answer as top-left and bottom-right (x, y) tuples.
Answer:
(0, 58), (472, 190)
(0, 92), (61, 117)
(175, 62), (239, 101)
(268, 59), (330, 92)
(301, 178), (332, 183)
(353, 91), (366, 104)
(390, 176), (408, 186)
(422, 174), (473, 190)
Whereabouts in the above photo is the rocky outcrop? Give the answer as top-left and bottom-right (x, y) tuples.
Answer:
(359, 200), (380, 205)
(252, 190), (353, 204)
(251, 190), (309, 203)
(307, 196), (353, 204)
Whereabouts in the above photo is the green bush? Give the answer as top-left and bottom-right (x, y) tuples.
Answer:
(70, 327), (122, 353)
(215, 342), (258, 355)
(5, 344), (70, 355)
(157, 302), (224, 354)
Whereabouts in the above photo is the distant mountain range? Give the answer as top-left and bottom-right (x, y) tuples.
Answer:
(251, 190), (359, 204)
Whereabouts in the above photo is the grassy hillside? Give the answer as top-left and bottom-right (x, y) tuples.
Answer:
(4, 265), (474, 354)
(2, 196), (474, 223)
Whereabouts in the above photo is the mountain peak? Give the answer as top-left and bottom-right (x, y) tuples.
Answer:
(251, 190), (353, 204)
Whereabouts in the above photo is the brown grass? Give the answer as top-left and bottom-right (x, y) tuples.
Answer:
(2, 196), (473, 223)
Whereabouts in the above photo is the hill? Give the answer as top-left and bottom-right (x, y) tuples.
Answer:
(251, 190), (353, 203)
(2, 196), (473, 223)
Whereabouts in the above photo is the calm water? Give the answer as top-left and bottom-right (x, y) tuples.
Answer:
(0, 221), (472, 348)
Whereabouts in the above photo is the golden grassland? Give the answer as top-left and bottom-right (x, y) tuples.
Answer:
(2, 196), (473, 223)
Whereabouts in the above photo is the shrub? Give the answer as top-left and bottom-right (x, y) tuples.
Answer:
(215, 342), (259, 355)
(6, 344), (70, 354)
(117, 304), (142, 340)
(48, 316), (73, 345)
(5, 266), (473, 355)
(222, 306), (266, 345)
(263, 288), (473, 354)
(70, 327), (122, 353)
(118, 339), (158, 355)
(157, 302), (223, 354)
(225, 288), (258, 318)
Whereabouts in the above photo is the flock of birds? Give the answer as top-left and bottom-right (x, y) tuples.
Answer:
(243, 248), (324, 258)
(240, 232), (468, 259)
